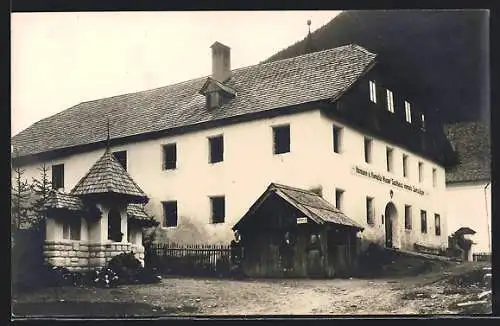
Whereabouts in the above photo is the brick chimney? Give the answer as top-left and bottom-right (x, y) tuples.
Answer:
(211, 42), (231, 83)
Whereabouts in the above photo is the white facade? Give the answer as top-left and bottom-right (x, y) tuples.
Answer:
(15, 109), (448, 249)
(446, 181), (491, 254)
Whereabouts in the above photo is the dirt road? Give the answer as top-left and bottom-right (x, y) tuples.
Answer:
(12, 262), (491, 317)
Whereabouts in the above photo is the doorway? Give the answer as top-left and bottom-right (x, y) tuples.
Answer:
(108, 208), (122, 242)
(384, 202), (398, 248)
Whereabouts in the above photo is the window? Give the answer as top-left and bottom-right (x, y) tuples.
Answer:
(435, 214), (441, 236)
(403, 154), (409, 178)
(335, 189), (344, 211)
(366, 197), (374, 225)
(273, 125), (290, 154)
(113, 151), (127, 171)
(210, 196), (225, 224)
(51, 164), (64, 190)
(421, 113), (426, 130)
(432, 168), (437, 187)
(386, 147), (394, 172)
(420, 210), (427, 234)
(209, 135), (224, 163)
(364, 138), (372, 163)
(404, 205), (412, 230)
(386, 89), (394, 113)
(405, 101), (412, 123)
(63, 218), (81, 240)
(162, 143), (177, 170)
(418, 162), (424, 183)
(162, 201), (178, 227)
(369, 80), (377, 103)
(332, 125), (343, 153)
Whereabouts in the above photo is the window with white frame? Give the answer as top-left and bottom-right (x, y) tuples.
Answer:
(364, 138), (373, 163)
(335, 188), (344, 211)
(386, 147), (394, 172)
(63, 218), (81, 240)
(332, 125), (343, 154)
(369, 81), (377, 103)
(404, 205), (412, 230)
(405, 101), (412, 123)
(418, 162), (424, 183)
(421, 113), (426, 130)
(386, 89), (394, 113)
(402, 154), (409, 178)
(366, 197), (374, 225)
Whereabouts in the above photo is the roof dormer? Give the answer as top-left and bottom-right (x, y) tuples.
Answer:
(199, 42), (237, 110)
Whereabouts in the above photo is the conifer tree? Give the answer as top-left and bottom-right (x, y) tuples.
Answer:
(11, 161), (32, 230)
(31, 163), (52, 231)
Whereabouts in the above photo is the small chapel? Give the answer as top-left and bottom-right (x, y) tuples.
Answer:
(42, 144), (157, 272)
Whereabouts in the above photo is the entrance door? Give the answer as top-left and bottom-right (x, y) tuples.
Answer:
(384, 202), (397, 248)
(385, 214), (393, 248)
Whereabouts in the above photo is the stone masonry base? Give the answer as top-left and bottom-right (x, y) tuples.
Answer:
(44, 240), (145, 272)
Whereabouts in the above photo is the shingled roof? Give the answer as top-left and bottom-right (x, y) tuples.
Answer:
(444, 121), (491, 183)
(233, 183), (364, 231)
(127, 204), (159, 227)
(70, 149), (149, 203)
(12, 44), (377, 158)
(44, 190), (86, 211)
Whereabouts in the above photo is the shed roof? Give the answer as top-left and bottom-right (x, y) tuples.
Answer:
(233, 183), (364, 231)
(70, 149), (149, 203)
(12, 44), (377, 158)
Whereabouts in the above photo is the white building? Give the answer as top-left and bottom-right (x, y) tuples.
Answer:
(444, 121), (491, 257)
(12, 42), (452, 254)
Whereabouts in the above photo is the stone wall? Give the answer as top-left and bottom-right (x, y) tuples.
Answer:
(44, 240), (145, 272)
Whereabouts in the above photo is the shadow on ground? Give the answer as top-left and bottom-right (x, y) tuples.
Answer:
(13, 301), (199, 318)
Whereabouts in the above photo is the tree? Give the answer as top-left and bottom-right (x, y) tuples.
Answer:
(11, 163), (33, 230)
(31, 163), (53, 232)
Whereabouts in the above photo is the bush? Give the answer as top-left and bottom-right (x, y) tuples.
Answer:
(98, 252), (162, 286)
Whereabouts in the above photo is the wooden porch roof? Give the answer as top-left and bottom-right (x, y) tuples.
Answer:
(233, 183), (364, 231)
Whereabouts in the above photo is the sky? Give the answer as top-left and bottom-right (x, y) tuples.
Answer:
(11, 11), (341, 137)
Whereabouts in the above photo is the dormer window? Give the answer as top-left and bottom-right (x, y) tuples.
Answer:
(386, 89), (394, 113)
(199, 78), (236, 111)
(206, 92), (221, 110)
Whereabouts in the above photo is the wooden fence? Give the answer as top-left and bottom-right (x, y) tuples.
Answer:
(473, 252), (491, 262)
(145, 243), (232, 277)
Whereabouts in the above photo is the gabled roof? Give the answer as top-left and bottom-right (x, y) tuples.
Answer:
(444, 121), (490, 183)
(70, 149), (149, 203)
(199, 77), (237, 97)
(12, 44), (377, 158)
(44, 190), (85, 211)
(233, 183), (364, 231)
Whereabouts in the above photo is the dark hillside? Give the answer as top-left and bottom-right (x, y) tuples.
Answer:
(265, 10), (489, 124)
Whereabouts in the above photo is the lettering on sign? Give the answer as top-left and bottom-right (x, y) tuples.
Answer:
(354, 166), (425, 196)
(296, 217), (308, 224)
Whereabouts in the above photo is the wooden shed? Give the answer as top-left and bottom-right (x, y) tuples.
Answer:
(232, 183), (364, 278)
